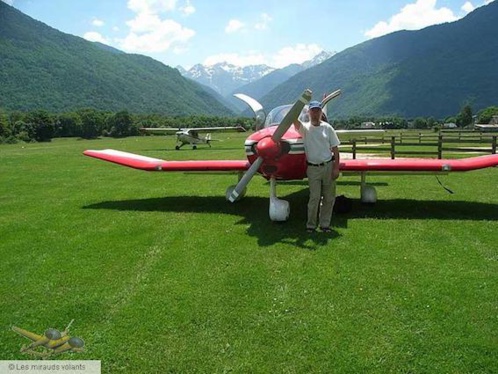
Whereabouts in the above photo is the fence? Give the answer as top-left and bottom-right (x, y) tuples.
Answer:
(342, 132), (497, 159)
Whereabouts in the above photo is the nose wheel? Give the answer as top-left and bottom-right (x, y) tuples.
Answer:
(360, 173), (377, 203)
(269, 177), (290, 221)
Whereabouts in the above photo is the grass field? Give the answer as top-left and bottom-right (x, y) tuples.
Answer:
(1, 133), (497, 373)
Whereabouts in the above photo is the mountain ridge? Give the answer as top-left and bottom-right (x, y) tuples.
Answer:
(0, 1), (234, 116)
(259, 1), (498, 118)
(179, 51), (335, 99)
(1, 1), (498, 119)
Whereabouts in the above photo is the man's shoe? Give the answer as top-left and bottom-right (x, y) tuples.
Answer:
(320, 227), (332, 233)
(306, 228), (315, 233)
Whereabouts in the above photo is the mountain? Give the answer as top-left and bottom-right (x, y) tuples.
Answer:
(260, 1), (498, 119)
(231, 51), (335, 101)
(301, 50), (335, 69)
(0, 2), (234, 116)
(181, 62), (275, 97)
(180, 51), (335, 100)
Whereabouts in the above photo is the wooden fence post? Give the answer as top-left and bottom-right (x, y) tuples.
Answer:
(492, 136), (497, 154)
(352, 140), (357, 160)
(391, 136), (396, 159)
(438, 134), (443, 159)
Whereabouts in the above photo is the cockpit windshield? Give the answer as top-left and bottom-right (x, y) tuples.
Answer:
(263, 105), (310, 128)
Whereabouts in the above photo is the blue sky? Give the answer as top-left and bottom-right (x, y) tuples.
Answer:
(2, 0), (494, 69)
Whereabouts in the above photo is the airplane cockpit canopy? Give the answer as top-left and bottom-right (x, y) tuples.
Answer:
(263, 105), (326, 128)
(263, 105), (305, 128)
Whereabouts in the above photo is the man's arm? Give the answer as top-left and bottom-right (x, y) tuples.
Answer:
(331, 146), (340, 180)
(293, 119), (302, 131)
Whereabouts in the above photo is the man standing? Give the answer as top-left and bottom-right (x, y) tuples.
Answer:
(293, 100), (340, 233)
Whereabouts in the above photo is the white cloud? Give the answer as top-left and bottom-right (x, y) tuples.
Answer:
(127, 0), (177, 14)
(179, 0), (195, 16)
(365, 0), (458, 39)
(126, 12), (162, 33)
(462, 0), (494, 13)
(270, 44), (323, 68)
(461, 2), (475, 13)
(116, 0), (195, 54)
(83, 31), (110, 44)
(119, 19), (195, 53)
(225, 19), (245, 34)
(92, 18), (104, 27)
(254, 13), (272, 31)
(203, 52), (266, 67)
(225, 13), (273, 34)
(203, 43), (323, 69)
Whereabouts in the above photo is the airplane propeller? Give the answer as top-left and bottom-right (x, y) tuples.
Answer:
(227, 89), (312, 203)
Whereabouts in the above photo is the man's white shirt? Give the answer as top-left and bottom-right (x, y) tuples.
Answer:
(297, 121), (340, 164)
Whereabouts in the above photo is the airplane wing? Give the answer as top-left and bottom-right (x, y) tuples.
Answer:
(140, 127), (179, 135)
(140, 126), (246, 135)
(12, 326), (44, 342)
(184, 126), (246, 133)
(341, 154), (498, 172)
(84, 149), (250, 172)
(85, 150), (498, 173)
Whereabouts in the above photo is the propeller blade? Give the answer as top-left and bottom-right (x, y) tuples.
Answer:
(271, 89), (312, 142)
(228, 156), (264, 202)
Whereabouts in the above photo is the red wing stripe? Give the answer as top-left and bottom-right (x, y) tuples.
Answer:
(84, 149), (249, 172)
(341, 154), (498, 172)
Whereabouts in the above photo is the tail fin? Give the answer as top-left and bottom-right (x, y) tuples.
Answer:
(233, 93), (266, 130)
(321, 89), (341, 121)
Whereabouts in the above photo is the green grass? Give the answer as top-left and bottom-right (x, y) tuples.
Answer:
(1, 134), (497, 373)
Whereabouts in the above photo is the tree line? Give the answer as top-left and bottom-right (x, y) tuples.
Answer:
(0, 108), (254, 144)
(1, 104), (498, 144)
(331, 105), (498, 130)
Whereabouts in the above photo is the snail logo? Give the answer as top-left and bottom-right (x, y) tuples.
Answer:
(12, 320), (85, 358)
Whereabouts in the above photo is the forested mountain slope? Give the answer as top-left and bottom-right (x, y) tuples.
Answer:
(262, 1), (498, 119)
(0, 2), (233, 116)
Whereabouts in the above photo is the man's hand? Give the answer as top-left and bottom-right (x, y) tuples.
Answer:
(332, 165), (340, 180)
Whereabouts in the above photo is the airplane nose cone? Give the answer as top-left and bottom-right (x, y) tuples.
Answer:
(256, 137), (281, 159)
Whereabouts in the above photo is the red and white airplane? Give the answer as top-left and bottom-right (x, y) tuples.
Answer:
(84, 89), (498, 221)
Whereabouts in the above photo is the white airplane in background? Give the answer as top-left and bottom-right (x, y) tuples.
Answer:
(140, 126), (246, 150)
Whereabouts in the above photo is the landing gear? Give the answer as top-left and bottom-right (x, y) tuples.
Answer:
(360, 173), (377, 204)
(269, 177), (290, 221)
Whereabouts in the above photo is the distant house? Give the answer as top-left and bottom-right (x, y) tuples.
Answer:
(360, 121), (376, 129)
(442, 122), (458, 129)
(474, 115), (498, 132)
(475, 124), (498, 132)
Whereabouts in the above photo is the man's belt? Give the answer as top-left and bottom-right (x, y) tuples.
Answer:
(307, 157), (334, 167)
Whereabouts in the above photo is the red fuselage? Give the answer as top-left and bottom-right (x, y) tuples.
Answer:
(245, 126), (307, 180)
